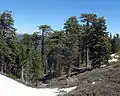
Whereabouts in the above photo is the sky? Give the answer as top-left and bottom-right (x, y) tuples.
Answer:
(0, 0), (120, 34)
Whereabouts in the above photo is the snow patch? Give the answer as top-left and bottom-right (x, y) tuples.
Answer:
(0, 74), (76, 96)
(92, 82), (95, 85)
(110, 54), (115, 57)
(114, 55), (119, 58)
(100, 65), (106, 68)
(57, 86), (76, 93)
(108, 54), (119, 63)
(108, 59), (118, 63)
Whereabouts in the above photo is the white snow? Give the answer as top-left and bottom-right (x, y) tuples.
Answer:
(0, 74), (76, 96)
(92, 82), (95, 85)
(114, 55), (119, 58)
(110, 54), (116, 57)
(108, 59), (118, 63)
(110, 54), (119, 59)
(108, 54), (119, 63)
(57, 86), (76, 93)
(100, 64), (106, 68)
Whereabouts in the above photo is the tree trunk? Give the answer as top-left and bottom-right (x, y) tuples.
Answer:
(1, 56), (4, 73)
(44, 55), (48, 74)
(67, 64), (72, 78)
(56, 54), (61, 77)
(21, 66), (24, 80)
(86, 21), (91, 67)
(78, 49), (81, 67)
(86, 47), (91, 67)
(78, 40), (82, 67)
(41, 29), (45, 73)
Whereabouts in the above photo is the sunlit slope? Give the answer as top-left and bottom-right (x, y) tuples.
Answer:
(0, 74), (76, 96)
(0, 74), (58, 96)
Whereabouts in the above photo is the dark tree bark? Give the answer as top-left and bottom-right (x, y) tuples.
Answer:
(86, 21), (91, 67)
(78, 39), (82, 67)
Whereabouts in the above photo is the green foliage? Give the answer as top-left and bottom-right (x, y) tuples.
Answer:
(64, 16), (81, 75)
(80, 14), (111, 68)
(0, 10), (17, 75)
(45, 30), (66, 77)
(7, 73), (17, 80)
(38, 25), (52, 74)
(18, 34), (44, 85)
(0, 10), (117, 87)
(110, 34), (120, 53)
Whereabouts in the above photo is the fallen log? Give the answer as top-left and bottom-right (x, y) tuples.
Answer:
(73, 66), (93, 71)
(70, 66), (93, 76)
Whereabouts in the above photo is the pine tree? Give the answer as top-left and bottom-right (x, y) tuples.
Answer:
(38, 25), (51, 74)
(80, 13), (97, 67)
(89, 17), (111, 68)
(64, 16), (82, 76)
(46, 30), (66, 77)
(111, 34), (120, 53)
(0, 10), (16, 75)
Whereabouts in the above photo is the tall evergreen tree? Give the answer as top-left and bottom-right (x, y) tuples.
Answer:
(80, 13), (97, 67)
(111, 34), (120, 53)
(46, 30), (66, 77)
(64, 16), (82, 76)
(0, 10), (16, 74)
(89, 17), (111, 68)
(38, 25), (51, 74)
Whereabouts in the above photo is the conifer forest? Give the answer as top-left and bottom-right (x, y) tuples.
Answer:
(0, 10), (120, 87)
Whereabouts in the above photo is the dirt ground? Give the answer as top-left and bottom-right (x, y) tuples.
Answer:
(48, 61), (120, 96)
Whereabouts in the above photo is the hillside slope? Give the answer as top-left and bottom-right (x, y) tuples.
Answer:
(0, 54), (119, 96)
(63, 61), (120, 96)
(46, 54), (120, 96)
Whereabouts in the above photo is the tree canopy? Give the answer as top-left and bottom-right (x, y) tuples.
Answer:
(0, 10), (119, 87)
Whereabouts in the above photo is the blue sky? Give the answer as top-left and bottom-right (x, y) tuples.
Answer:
(0, 0), (120, 34)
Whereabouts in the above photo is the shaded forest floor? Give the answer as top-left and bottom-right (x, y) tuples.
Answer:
(47, 60), (120, 96)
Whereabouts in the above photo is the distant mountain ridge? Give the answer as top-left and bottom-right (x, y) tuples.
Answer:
(16, 34), (23, 39)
